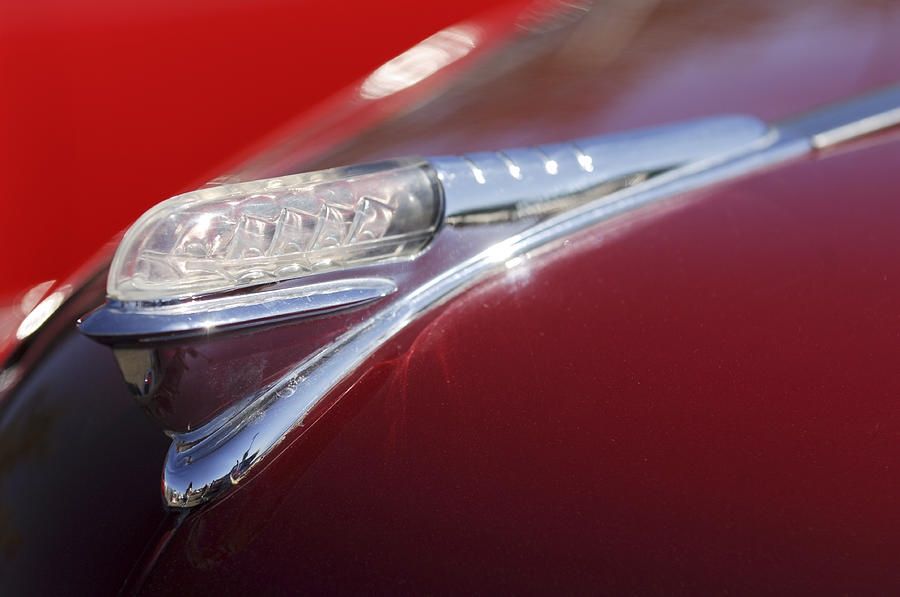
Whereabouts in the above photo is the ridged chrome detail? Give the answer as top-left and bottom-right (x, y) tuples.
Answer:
(432, 115), (770, 218)
(569, 141), (595, 173)
(460, 155), (488, 184)
(497, 151), (523, 180)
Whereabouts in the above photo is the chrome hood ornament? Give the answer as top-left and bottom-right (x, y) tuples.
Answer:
(80, 115), (767, 341)
(79, 84), (900, 507)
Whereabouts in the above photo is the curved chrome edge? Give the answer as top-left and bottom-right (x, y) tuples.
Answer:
(779, 82), (900, 149)
(163, 122), (804, 508)
(77, 277), (397, 342)
(434, 115), (769, 217)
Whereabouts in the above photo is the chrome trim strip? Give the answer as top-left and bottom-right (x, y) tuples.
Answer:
(433, 115), (769, 216)
(79, 277), (397, 341)
(779, 82), (900, 149)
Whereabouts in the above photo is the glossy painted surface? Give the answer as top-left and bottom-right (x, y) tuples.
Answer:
(3, 0), (900, 594)
(142, 133), (900, 594)
(316, 0), (900, 167)
(0, 277), (171, 594)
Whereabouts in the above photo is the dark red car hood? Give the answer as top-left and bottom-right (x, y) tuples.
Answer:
(2, 0), (900, 594)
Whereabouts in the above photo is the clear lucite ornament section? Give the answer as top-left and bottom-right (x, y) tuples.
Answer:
(108, 159), (444, 302)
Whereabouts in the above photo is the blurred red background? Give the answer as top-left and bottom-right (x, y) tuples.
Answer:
(0, 0), (530, 299)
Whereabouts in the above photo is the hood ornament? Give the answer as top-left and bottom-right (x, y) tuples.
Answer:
(80, 115), (767, 342)
(79, 83), (900, 507)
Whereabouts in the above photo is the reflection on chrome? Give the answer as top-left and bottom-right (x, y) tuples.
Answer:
(360, 26), (479, 100)
(572, 143), (594, 173)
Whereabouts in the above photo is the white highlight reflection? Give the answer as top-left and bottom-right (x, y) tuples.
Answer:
(484, 241), (516, 264)
(16, 290), (66, 340)
(545, 159), (559, 175)
(462, 156), (487, 184)
(576, 153), (594, 173)
(360, 26), (479, 100)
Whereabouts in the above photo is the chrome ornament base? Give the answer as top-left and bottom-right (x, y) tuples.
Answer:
(78, 276), (397, 342)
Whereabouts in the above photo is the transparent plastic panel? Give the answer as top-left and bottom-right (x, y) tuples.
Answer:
(108, 159), (443, 302)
